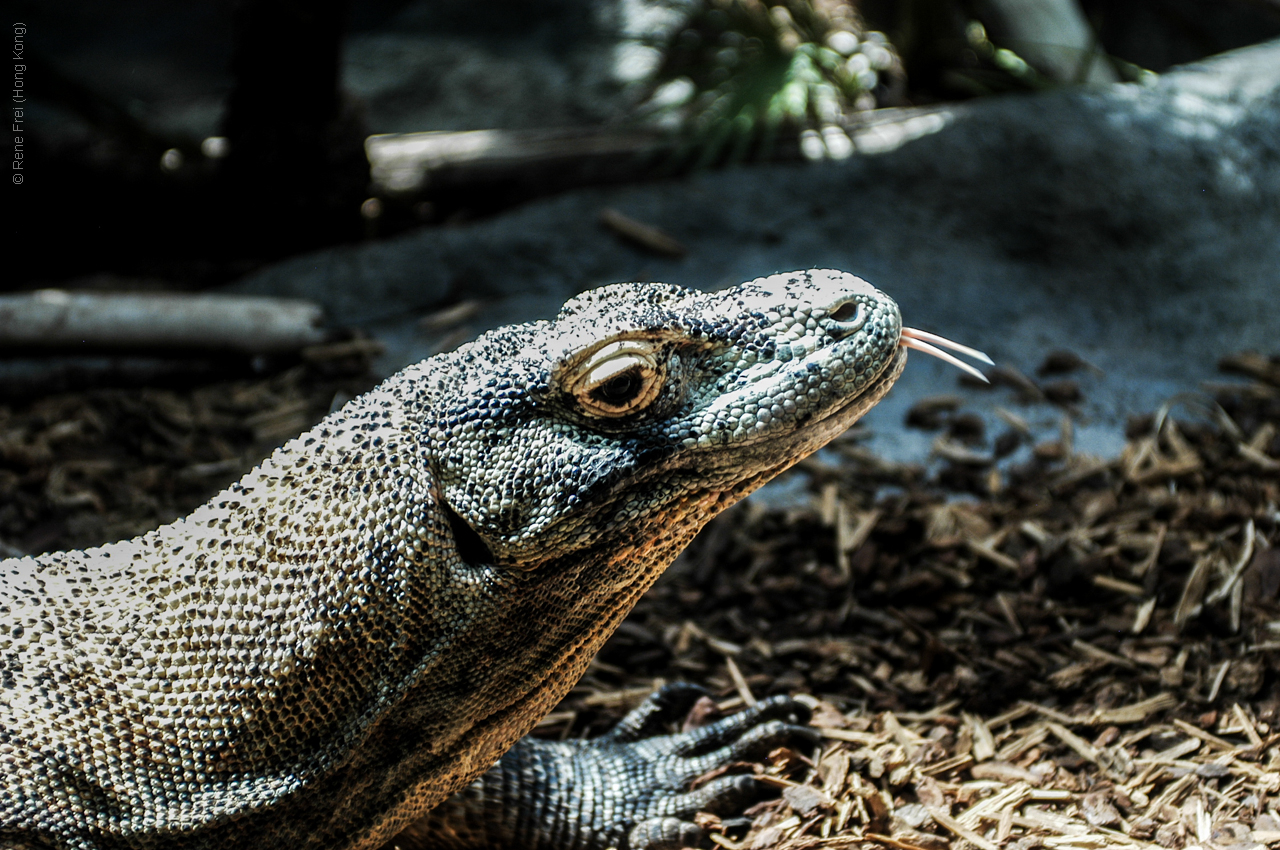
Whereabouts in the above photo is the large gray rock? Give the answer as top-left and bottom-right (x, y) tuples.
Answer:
(229, 40), (1280, 462)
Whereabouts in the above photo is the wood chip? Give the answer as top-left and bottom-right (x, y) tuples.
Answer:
(1089, 694), (1178, 725)
(919, 753), (974, 776)
(819, 728), (886, 746)
(1205, 520), (1256, 606)
(863, 835), (939, 850)
(1092, 574), (1146, 597)
(929, 806), (1002, 850)
(882, 713), (927, 747)
(1207, 660), (1231, 702)
(965, 538), (1020, 571)
(599, 208), (687, 257)
(1130, 597), (1157, 634)
(996, 725), (1050, 762)
(1132, 523), (1166, 578)
(1170, 719), (1238, 751)
(964, 712), (997, 762)
(1046, 722), (1103, 765)
(1150, 737), (1200, 762)
(1230, 703), (1264, 748)
(417, 299), (482, 331)
(985, 704), (1037, 729)
(724, 655), (757, 706)
(956, 782), (1034, 829)
(969, 761), (1040, 785)
(1014, 807), (1090, 836)
(1173, 555), (1214, 627)
(1072, 639), (1138, 669)
(1026, 702), (1080, 726)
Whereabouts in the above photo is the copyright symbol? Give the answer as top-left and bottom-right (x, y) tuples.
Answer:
(12, 174), (21, 184)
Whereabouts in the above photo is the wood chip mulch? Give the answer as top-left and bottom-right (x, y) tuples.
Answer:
(1, 346), (1276, 850)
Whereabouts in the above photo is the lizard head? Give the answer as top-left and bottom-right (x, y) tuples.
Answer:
(419, 269), (908, 567)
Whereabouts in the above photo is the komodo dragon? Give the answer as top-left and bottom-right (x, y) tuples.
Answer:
(1, 270), (988, 850)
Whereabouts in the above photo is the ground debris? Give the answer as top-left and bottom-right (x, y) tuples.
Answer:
(3, 345), (1277, 847)
(559, 352), (1279, 848)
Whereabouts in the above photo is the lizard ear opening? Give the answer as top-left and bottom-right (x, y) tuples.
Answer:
(443, 503), (494, 565)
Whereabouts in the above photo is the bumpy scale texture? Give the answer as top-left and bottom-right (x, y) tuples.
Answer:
(1, 270), (906, 850)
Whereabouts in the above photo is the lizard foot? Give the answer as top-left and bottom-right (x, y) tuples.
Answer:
(405, 683), (815, 850)
(603, 684), (817, 850)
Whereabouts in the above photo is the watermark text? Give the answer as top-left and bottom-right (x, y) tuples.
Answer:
(13, 22), (25, 183)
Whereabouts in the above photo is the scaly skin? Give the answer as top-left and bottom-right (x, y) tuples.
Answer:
(1, 270), (908, 850)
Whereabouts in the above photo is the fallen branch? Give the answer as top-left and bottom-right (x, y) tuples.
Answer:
(364, 106), (959, 199)
(0, 291), (326, 354)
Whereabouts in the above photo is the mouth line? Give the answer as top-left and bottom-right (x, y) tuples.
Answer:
(629, 342), (906, 480)
(730, 343), (907, 451)
(803, 346), (906, 429)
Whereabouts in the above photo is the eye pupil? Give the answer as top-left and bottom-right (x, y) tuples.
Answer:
(593, 371), (640, 405)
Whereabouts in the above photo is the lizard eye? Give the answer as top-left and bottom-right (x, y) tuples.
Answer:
(592, 371), (642, 405)
(571, 339), (664, 418)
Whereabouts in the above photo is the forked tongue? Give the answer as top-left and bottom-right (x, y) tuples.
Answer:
(900, 328), (993, 383)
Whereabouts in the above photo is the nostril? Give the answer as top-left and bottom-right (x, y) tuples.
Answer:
(829, 301), (860, 323)
(823, 299), (867, 338)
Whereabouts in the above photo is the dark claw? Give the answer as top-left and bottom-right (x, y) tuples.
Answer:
(688, 720), (819, 776)
(673, 695), (812, 756)
(602, 682), (714, 743)
(665, 773), (758, 819)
